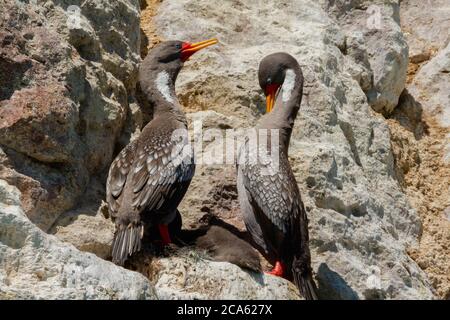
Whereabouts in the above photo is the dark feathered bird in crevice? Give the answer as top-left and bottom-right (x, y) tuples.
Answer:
(195, 225), (262, 272)
(158, 212), (262, 273)
(106, 38), (217, 266)
(237, 52), (318, 300)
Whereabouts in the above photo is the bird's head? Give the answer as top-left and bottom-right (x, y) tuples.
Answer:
(148, 38), (218, 75)
(258, 52), (300, 113)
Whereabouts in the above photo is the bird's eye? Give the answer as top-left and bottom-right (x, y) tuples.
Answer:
(267, 77), (272, 84)
(175, 43), (182, 50)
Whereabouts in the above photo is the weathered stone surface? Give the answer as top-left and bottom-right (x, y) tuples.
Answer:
(321, 0), (409, 115)
(0, 0), (140, 230)
(0, 176), (301, 299)
(152, 0), (435, 299)
(0, 0), (156, 300)
(49, 179), (114, 260)
(0, 180), (156, 300)
(154, 257), (300, 300)
(0, 84), (79, 163)
(409, 42), (450, 139)
(132, 251), (300, 300)
(400, 0), (450, 63)
(0, 146), (89, 233)
(386, 0), (450, 299)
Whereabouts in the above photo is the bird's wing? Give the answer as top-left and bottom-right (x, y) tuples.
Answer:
(238, 143), (303, 235)
(239, 142), (316, 299)
(130, 131), (195, 213)
(107, 129), (194, 222)
(106, 142), (137, 220)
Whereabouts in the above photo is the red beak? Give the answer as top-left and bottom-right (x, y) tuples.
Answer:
(265, 84), (279, 113)
(181, 38), (218, 62)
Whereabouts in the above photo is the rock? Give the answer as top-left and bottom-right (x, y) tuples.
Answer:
(52, 213), (114, 259)
(153, 0), (435, 299)
(0, 0), (140, 230)
(409, 42), (450, 137)
(386, 0), (450, 299)
(0, 146), (89, 232)
(322, 0), (409, 115)
(139, 253), (300, 300)
(388, 90), (450, 299)
(0, 0), (156, 300)
(0, 179), (156, 300)
(399, 0), (450, 166)
(400, 0), (450, 63)
(0, 0), (302, 299)
(49, 179), (115, 260)
(0, 84), (80, 163)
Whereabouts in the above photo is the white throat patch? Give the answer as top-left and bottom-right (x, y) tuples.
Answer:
(156, 71), (174, 103)
(282, 69), (296, 102)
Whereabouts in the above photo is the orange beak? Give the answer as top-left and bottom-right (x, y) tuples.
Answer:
(265, 84), (279, 113)
(181, 38), (218, 62)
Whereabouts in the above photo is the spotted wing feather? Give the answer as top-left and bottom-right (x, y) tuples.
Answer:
(239, 143), (301, 235)
(106, 143), (137, 220)
(238, 140), (317, 299)
(130, 133), (195, 214)
(107, 130), (194, 266)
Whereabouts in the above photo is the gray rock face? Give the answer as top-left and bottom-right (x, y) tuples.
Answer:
(400, 0), (450, 63)
(394, 0), (450, 299)
(0, 180), (155, 300)
(321, 0), (409, 115)
(0, 0), (141, 231)
(152, 255), (300, 300)
(400, 0), (450, 135)
(154, 0), (435, 299)
(408, 43), (450, 161)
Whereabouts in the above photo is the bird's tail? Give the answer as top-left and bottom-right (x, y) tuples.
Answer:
(292, 256), (319, 300)
(111, 223), (144, 266)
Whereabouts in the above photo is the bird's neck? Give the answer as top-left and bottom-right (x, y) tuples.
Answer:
(140, 68), (187, 126)
(260, 67), (303, 150)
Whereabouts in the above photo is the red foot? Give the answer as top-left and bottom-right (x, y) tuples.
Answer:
(265, 261), (285, 277)
(158, 224), (172, 245)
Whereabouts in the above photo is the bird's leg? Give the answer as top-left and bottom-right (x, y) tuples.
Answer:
(158, 224), (172, 245)
(265, 261), (285, 277)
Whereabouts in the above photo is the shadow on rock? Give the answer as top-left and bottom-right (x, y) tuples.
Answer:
(389, 89), (429, 140)
(175, 213), (262, 273)
(125, 211), (262, 275)
(316, 263), (359, 300)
